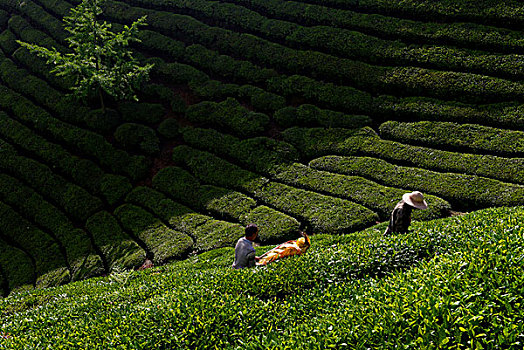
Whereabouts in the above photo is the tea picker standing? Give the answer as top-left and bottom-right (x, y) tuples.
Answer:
(384, 191), (428, 235)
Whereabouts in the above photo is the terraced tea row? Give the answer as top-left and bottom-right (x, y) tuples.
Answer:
(17, 1), (524, 131)
(217, 0), (524, 54)
(0, 0), (522, 298)
(1, 207), (522, 348)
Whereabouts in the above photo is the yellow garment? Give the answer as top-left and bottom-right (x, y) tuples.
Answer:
(256, 233), (310, 266)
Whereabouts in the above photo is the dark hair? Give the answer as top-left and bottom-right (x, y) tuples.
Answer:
(245, 223), (258, 237)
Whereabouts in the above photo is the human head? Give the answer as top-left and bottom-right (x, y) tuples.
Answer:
(245, 223), (259, 241)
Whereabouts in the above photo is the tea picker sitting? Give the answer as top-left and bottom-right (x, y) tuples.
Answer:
(384, 191), (428, 235)
(232, 223), (260, 269)
(256, 232), (310, 266)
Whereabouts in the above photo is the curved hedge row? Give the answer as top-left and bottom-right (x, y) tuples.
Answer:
(179, 127), (450, 220)
(14, 0), (67, 42)
(114, 123), (160, 155)
(0, 172), (105, 281)
(152, 166), (300, 241)
(29, 0), (524, 128)
(88, 0), (524, 127)
(375, 96), (524, 130)
(274, 163), (450, 221)
(310, 156), (524, 209)
(113, 204), (194, 265)
(0, 200), (69, 289)
(180, 127), (300, 175)
(274, 104), (371, 129)
(120, 0), (524, 103)
(0, 29), (17, 55)
(0, 82), (148, 181)
(85, 211), (146, 271)
(0, 136), (103, 222)
(0, 111), (131, 205)
(380, 121), (524, 156)
(125, 187), (256, 250)
(172, 145), (378, 233)
(117, 101), (165, 124)
(185, 97), (269, 137)
(356, 0), (524, 28)
(282, 127), (524, 185)
(220, 0), (524, 54)
(0, 238), (33, 295)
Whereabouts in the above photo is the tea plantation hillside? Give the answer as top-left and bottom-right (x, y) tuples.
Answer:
(0, 207), (523, 348)
(0, 0), (523, 296)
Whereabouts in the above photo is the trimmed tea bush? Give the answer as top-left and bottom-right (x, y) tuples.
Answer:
(0, 201), (70, 289)
(172, 145), (378, 233)
(274, 162), (450, 220)
(282, 127), (524, 185)
(114, 204), (194, 264)
(157, 118), (179, 139)
(125, 186), (247, 250)
(0, 238), (34, 295)
(85, 211), (146, 270)
(114, 123), (160, 155)
(152, 166), (300, 241)
(1, 207), (522, 348)
(274, 104), (371, 129)
(185, 98), (269, 137)
(380, 120), (524, 156)
(117, 102), (165, 124)
(310, 155), (524, 209)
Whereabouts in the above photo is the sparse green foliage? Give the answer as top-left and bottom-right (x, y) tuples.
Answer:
(17, 0), (153, 110)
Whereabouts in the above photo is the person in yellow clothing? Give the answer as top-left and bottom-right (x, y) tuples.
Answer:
(256, 232), (310, 266)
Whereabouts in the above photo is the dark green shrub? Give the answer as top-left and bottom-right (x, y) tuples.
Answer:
(274, 104), (371, 128)
(0, 9), (7, 28)
(225, 0), (524, 54)
(185, 98), (269, 137)
(0, 29), (17, 55)
(0, 238), (34, 294)
(0, 172), (104, 282)
(114, 123), (160, 155)
(117, 102), (165, 124)
(238, 85), (286, 112)
(126, 186), (247, 250)
(98, 174), (133, 206)
(268, 75), (373, 113)
(154, 60), (209, 85)
(0, 72), (149, 181)
(0, 138), (103, 221)
(17, 0), (67, 42)
(189, 79), (240, 100)
(85, 108), (120, 133)
(180, 127), (299, 174)
(152, 166), (301, 240)
(157, 118), (180, 139)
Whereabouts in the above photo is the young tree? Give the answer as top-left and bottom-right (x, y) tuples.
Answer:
(17, 0), (153, 112)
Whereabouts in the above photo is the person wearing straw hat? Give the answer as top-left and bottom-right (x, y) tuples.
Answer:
(384, 191), (428, 235)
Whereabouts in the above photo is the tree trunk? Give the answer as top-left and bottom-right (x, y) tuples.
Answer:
(98, 88), (105, 113)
